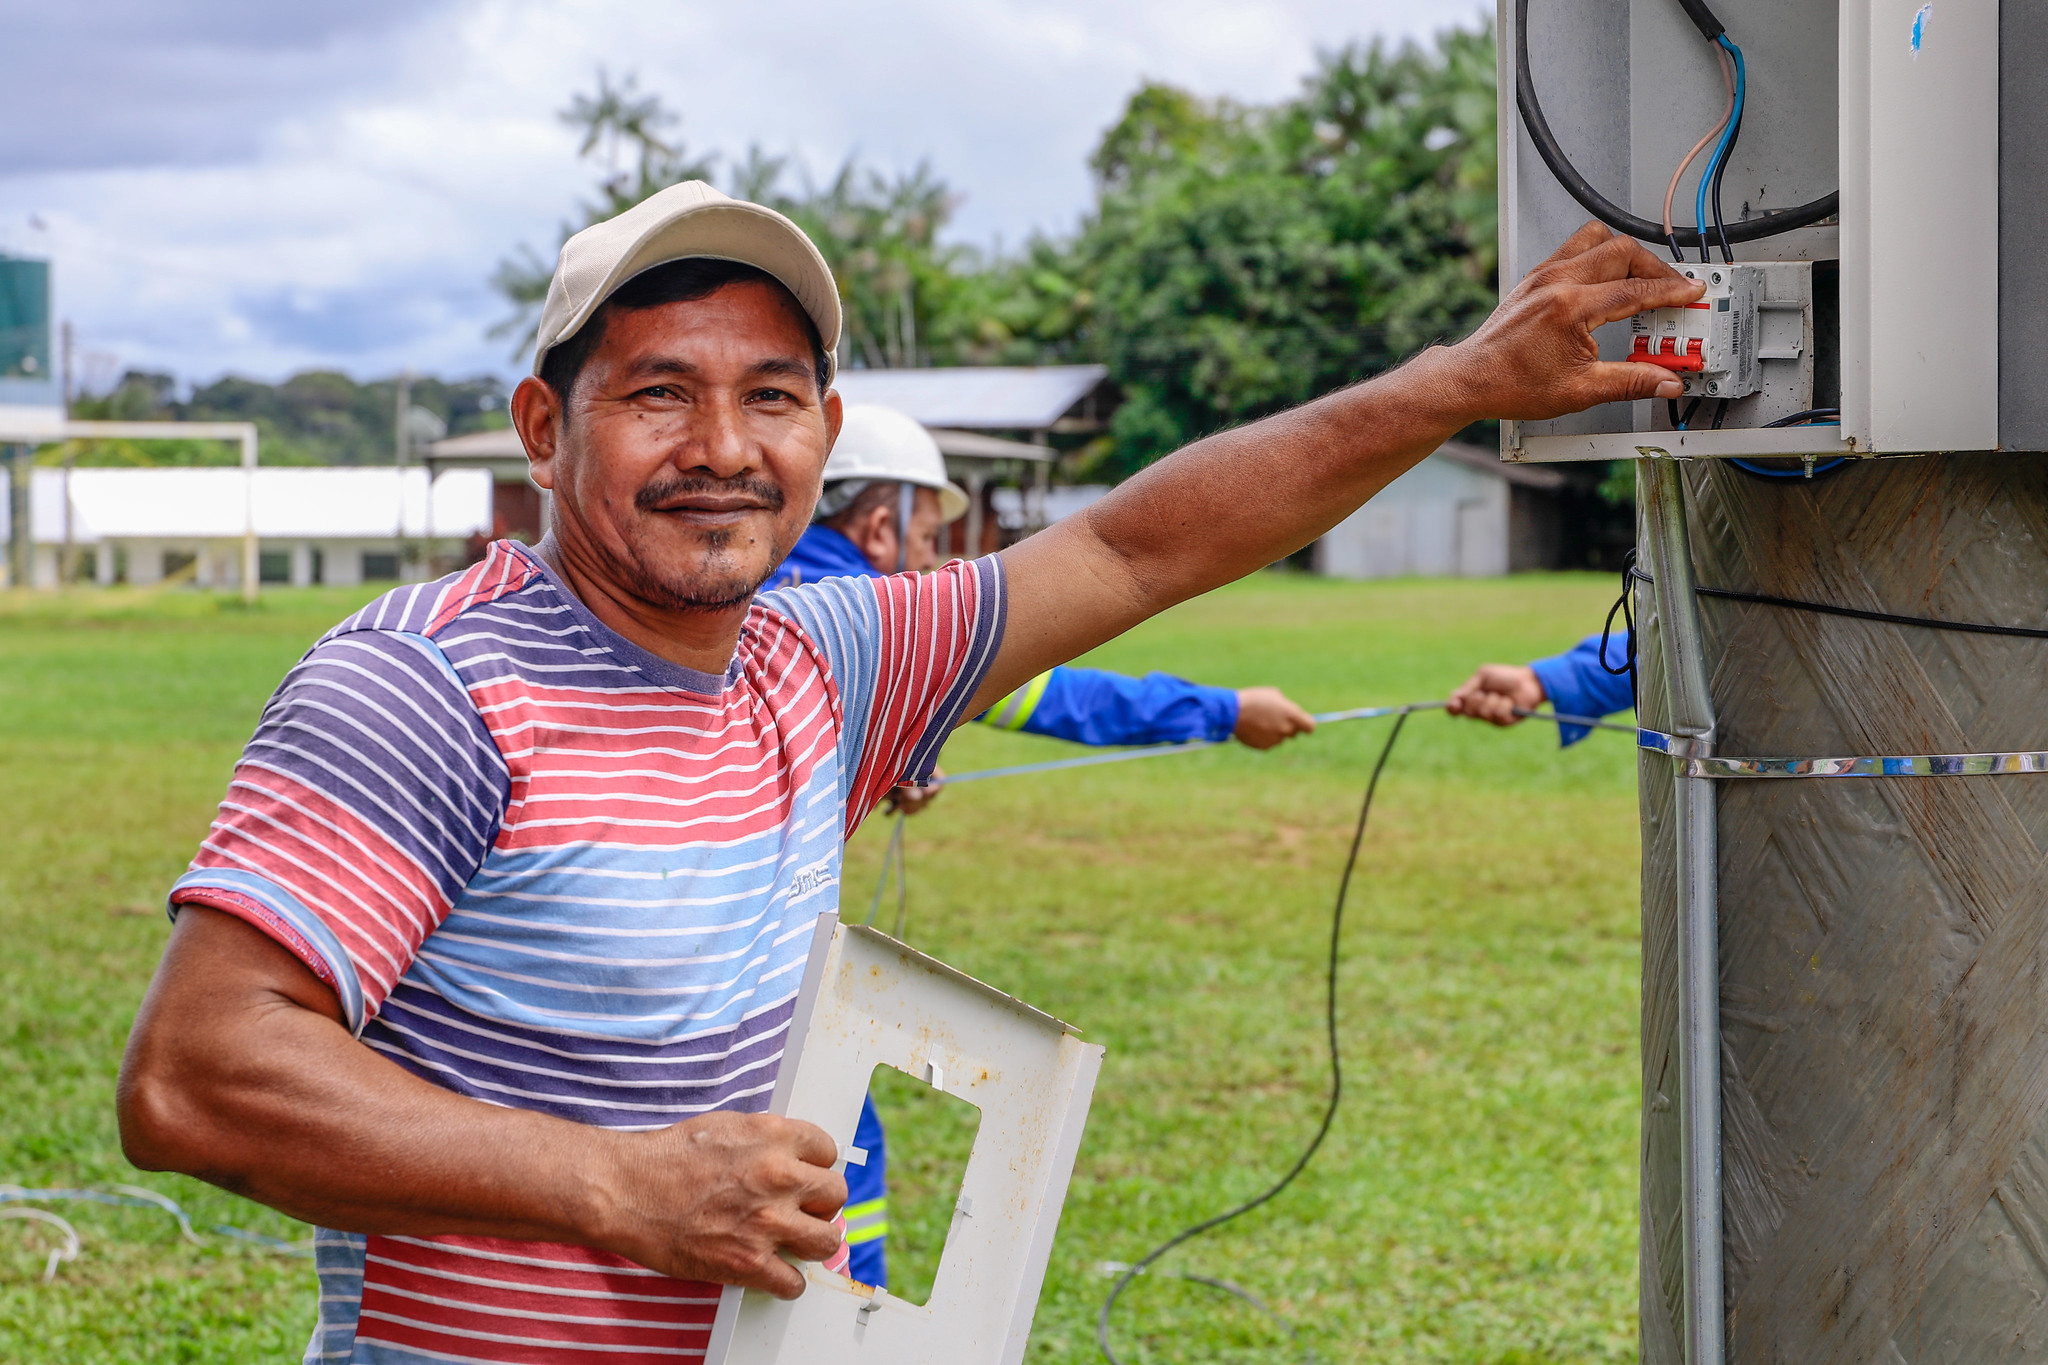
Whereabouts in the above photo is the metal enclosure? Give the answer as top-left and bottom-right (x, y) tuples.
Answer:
(1999, 0), (2048, 449)
(704, 915), (1104, 1365)
(1498, 0), (2003, 462)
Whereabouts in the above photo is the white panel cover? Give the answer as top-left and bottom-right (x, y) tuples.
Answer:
(704, 915), (1104, 1365)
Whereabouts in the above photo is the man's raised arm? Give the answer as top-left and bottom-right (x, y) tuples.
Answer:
(968, 224), (1702, 715)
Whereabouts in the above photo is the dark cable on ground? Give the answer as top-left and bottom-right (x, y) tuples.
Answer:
(1094, 708), (1413, 1365)
(864, 704), (1636, 1356)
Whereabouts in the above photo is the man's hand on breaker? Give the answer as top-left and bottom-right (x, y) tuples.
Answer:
(1446, 221), (1703, 419)
(1447, 664), (1547, 728)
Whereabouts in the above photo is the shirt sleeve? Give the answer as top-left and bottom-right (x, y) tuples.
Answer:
(759, 556), (1006, 828)
(1528, 629), (1636, 747)
(977, 666), (1239, 746)
(168, 628), (509, 1033)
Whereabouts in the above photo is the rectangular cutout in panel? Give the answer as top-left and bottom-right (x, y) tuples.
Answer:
(864, 1063), (983, 1307)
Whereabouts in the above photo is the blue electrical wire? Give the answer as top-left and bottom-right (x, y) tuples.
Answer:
(1696, 34), (1746, 262)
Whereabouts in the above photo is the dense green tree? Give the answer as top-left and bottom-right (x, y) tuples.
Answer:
(1050, 27), (1499, 477)
(489, 70), (719, 354)
(491, 73), (973, 371)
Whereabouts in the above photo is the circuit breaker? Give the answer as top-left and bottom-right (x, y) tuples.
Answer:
(1498, 0), (2011, 462)
(1629, 261), (1817, 428)
(1631, 264), (1762, 400)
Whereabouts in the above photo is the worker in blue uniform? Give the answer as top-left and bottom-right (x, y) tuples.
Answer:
(1446, 629), (1635, 743)
(768, 404), (1316, 1288)
(766, 404), (1319, 757)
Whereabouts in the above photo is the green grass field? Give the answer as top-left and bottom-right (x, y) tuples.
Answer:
(0, 572), (1642, 1364)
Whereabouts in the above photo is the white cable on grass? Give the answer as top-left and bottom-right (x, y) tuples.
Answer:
(1, 1182), (313, 1259)
(1, 1207), (81, 1283)
(110, 1183), (205, 1245)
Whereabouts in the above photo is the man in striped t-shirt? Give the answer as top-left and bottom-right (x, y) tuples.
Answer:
(118, 181), (1703, 1364)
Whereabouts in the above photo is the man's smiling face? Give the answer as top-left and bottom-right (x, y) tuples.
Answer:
(521, 279), (839, 613)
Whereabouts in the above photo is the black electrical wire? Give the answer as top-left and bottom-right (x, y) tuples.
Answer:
(1096, 709), (1413, 1365)
(1599, 548), (1639, 709)
(1729, 410), (1847, 479)
(1760, 408), (1840, 428)
(1632, 565), (2048, 640)
(1672, 0), (1725, 40)
(1710, 101), (1744, 264)
(1514, 0), (1838, 250)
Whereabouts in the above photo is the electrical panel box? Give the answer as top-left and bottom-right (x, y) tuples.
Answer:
(1498, 0), (2013, 462)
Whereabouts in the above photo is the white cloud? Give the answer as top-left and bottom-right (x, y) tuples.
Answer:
(0, 0), (1488, 388)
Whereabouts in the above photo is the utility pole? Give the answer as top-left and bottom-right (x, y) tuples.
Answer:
(394, 369), (412, 578)
(7, 446), (27, 589)
(59, 320), (73, 586)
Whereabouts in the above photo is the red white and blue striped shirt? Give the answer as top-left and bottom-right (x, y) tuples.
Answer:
(169, 539), (1006, 1364)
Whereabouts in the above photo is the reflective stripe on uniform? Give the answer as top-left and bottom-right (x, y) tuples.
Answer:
(985, 669), (1054, 731)
(844, 1197), (889, 1245)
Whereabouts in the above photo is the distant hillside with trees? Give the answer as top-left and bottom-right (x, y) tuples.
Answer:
(47, 369), (508, 467)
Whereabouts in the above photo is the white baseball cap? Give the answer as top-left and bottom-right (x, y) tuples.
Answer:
(819, 404), (970, 523)
(531, 181), (842, 381)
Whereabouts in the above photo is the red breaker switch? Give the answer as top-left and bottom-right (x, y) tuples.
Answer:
(1631, 330), (1707, 371)
(1629, 264), (1761, 398)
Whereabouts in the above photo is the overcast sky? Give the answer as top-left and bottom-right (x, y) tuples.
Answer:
(0, 0), (1487, 391)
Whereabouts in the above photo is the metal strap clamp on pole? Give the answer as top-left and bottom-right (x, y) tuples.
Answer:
(1638, 729), (2048, 778)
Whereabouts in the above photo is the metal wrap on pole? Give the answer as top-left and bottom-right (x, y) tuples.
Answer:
(1638, 458), (1723, 1365)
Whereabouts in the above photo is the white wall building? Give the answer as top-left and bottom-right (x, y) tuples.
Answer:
(1, 466), (492, 590)
(1313, 441), (1567, 579)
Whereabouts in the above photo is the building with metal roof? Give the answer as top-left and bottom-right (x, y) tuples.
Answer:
(1313, 442), (1569, 578)
(1, 466), (491, 589)
(829, 365), (1109, 435)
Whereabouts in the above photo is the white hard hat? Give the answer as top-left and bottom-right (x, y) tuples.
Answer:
(820, 404), (970, 523)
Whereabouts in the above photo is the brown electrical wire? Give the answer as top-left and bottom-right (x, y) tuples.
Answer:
(1661, 43), (1737, 254)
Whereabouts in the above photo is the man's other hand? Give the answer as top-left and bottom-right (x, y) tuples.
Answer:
(609, 1111), (847, 1299)
(1447, 663), (1546, 728)
(1446, 221), (1704, 421)
(886, 768), (943, 816)
(1234, 687), (1316, 750)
